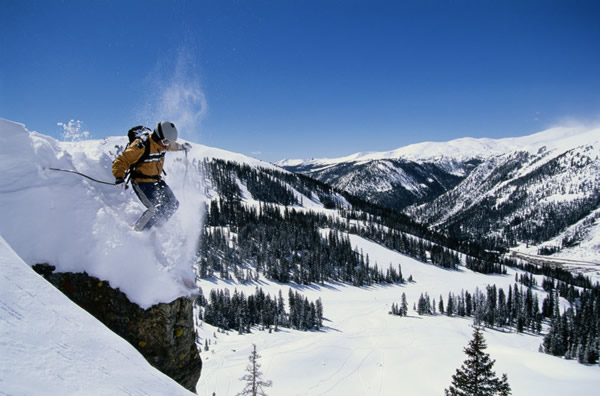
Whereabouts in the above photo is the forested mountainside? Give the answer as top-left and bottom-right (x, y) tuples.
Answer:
(406, 144), (600, 253)
(196, 158), (510, 287)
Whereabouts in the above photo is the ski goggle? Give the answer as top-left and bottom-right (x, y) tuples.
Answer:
(161, 138), (170, 146)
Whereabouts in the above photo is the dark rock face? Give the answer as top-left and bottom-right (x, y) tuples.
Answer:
(32, 264), (202, 392)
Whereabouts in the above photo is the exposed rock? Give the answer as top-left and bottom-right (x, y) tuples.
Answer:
(32, 263), (201, 392)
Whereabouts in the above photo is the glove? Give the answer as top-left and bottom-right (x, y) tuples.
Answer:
(180, 142), (192, 152)
(115, 177), (128, 190)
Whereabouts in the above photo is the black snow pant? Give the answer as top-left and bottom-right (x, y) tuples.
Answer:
(131, 180), (179, 231)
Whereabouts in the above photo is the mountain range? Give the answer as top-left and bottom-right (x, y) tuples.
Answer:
(279, 125), (600, 265)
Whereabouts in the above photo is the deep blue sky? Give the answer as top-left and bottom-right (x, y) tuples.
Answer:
(1, 0), (599, 162)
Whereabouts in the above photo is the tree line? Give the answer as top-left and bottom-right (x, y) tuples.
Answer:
(199, 200), (405, 286)
(200, 287), (324, 333)
(393, 283), (546, 334)
(543, 287), (600, 365)
(198, 158), (510, 278)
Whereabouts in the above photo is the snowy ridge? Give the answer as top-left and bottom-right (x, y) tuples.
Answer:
(278, 124), (600, 166)
(278, 125), (600, 214)
(280, 123), (600, 261)
(0, 235), (194, 395)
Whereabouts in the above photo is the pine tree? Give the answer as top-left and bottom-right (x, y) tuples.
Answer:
(315, 298), (324, 328)
(400, 292), (408, 316)
(445, 327), (511, 396)
(237, 344), (272, 396)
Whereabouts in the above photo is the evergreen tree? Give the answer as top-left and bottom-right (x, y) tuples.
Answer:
(445, 327), (511, 396)
(400, 292), (408, 316)
(447, 291), (455, 316)
(237, 344), (272, 396)
(417, 293), (432, 315)
(315, 298), (324, 328)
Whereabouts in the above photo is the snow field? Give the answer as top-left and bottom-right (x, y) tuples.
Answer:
(195, 234), (600, 396)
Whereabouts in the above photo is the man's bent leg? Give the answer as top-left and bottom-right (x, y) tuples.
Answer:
(132, 182), (159, 231)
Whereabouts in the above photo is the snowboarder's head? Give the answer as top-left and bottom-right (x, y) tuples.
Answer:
(153, 121), (178, 145)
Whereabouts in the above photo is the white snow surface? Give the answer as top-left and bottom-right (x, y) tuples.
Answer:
(0, 235), (194, 395)
(195, 234), (600, 396)
(278, 124), (600, 166)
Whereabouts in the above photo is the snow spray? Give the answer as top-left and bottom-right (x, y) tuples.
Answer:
(134, 47), (208, 288)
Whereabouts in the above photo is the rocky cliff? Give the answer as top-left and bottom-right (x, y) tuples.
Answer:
(32, 264), (202, 392)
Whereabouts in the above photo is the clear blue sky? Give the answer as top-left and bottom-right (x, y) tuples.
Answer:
(1, 0), (599, 162)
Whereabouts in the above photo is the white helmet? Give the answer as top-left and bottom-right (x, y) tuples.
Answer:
(154, 121), (178, 143)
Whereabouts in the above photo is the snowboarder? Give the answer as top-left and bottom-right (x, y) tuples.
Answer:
(112, 121), (191, 231)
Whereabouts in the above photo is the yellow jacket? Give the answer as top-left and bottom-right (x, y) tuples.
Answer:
(112, 135), (181, 183)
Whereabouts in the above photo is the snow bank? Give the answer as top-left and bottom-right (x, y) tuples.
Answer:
(0, 119), (205, 307)
(0, 235), (194, 395)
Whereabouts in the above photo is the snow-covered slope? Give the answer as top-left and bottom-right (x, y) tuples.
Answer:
(407, 139), (600, 262)
(0, 235), (194, 395)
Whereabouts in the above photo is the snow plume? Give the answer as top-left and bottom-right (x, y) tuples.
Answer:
(159, 146), (207, 288)
(140, 47), (207, 141)
(57, 119), (90, 141)
(131, 48), (208, 285)
(148, 48), (209, 282)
